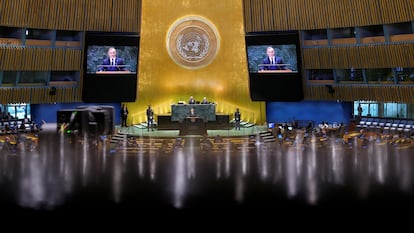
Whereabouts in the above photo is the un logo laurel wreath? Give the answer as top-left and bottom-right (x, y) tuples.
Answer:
(176, 33), (209, 61)
(167, 16), (220, 69)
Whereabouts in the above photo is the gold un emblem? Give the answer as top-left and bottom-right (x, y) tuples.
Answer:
(167, 16), (220, 69)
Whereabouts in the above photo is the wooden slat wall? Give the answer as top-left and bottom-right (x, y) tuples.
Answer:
(111, 0), (142, 32)
(0, 47), (82, 71)
(244, 0), (414, 32)
(304, 85), (414, 104)
(0, 86), (82, 104)
(0, 0), (142, 104)
(52, 0), (87, 31)
(2, 1), (413, 38)
(303, 43), (414, 69)
(0, 0), (30, 28)
(0, 0), (141, 32)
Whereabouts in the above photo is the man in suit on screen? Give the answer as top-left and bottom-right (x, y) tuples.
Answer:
(100, 47), (125, 71)
(260, 46), (289, 71)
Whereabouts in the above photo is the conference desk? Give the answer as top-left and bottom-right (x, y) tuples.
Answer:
(171, 104), (216, 122)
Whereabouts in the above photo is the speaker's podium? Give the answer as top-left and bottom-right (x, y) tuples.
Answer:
(258, 64), (293, 73)
(179, 117), (206, 136)
(96, 71), (132, 74)
(96, 65), (131, 74)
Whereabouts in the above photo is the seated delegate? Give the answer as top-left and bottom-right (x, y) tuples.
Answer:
(201, 97), (209, 104)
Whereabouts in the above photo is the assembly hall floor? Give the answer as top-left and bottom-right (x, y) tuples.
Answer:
(1, 123), (414, 226)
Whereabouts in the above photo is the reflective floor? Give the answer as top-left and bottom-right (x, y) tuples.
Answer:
(1, 124), (414, 224)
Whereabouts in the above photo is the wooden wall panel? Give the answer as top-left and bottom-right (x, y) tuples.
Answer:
(244, 0), (414, 32)
(26, 0), (51, 29)
(0, 0), (141, 32)
(84, 0), (113, 31)
(52, 0), (86, 30)
(304, 85), (414, 104)
(0, 86), (82, 104)
(111, 0), (141, 32)
(0, 0), (29, 28)
(296, 0), (312, 29)
(302, 44), (414, 69)
(0, 47), (82, 71)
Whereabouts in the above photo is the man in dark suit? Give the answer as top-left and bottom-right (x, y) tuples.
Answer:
(146, 105), (154, 131)
(357, 103), (363, 121)
(100, 47), (125, 71)
(234, 108), (241, 130)
(188, 96), (196, 104)
(260, 46), (289, 71)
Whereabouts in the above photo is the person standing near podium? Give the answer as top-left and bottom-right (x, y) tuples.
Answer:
(101, 47), (125, 71)
(146, 105), (154, 131)
(121, 104), (129, 127)
(189, 107), (196, 117)
(234, 108), (241, 130)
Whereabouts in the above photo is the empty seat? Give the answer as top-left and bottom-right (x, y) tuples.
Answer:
(397, 120), (407, 133)
(363, 121), (372, 128)
(403, 125), (412, 136)
(403, 121), (414, 136)
(390, 120), (400, 134)
(364, 118), (373, 129)
(383, 121), (393, 134)
(375, 119), (387, 132)
(369, 120), (379, 130)
(356, 117), (368, 129)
